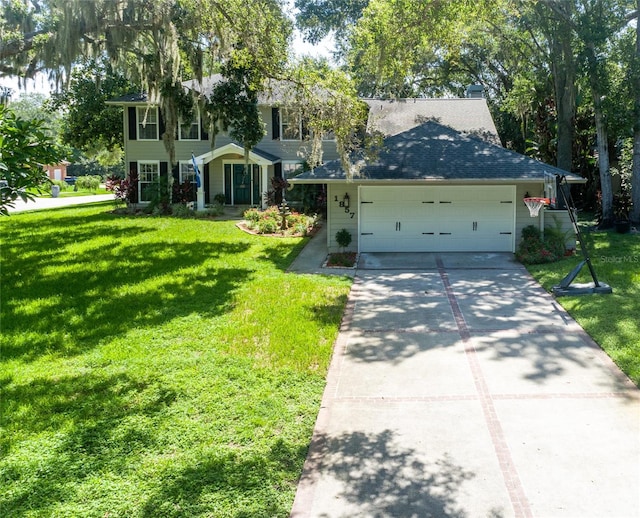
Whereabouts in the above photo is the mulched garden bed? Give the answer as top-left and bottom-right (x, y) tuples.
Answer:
(236, 220), (320, 238)
(324, 251), (358, 268)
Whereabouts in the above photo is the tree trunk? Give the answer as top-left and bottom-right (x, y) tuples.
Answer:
(587, 42), (614, 226)
(549, 20), (577, 173)
(631, 0), (640, 224)
(594, 95), (614, 225)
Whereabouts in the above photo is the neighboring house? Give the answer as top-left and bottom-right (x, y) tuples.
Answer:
(290, 97), (583, 253)
(44, 161), (70, 182)
(109, 78), (582, 254)
(107, 75), (339, 208)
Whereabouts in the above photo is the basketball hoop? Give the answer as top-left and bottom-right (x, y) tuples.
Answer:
(523, 197), (550, 217)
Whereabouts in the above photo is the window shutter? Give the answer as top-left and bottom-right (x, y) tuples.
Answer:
(302, 119), (310, 139)
(128, 161), (138, 203)
(172, 164), (179, 183)
(273, 163), (283, 205)
(272, 108), (280, 140)
(158, 109), (165, 140)
(129, 161), (138, 179)
(128, 107), (137, 140)
(204, 163), (210, 204)
(201, 120), (209, 141)
(160, 162), (168, 178)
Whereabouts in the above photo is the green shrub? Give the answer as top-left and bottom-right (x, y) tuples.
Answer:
(199, 205), (224, 217)
(257, 218), (278, 234)
(335, 228), (352, 250)
(213, 193), (226, 205)
(544, 225), (567, 259)
(243, 207), (262, 223)
(75, 175), (102, 192)
(293, 223), (308, 236)
(286, 212), (308, 229)
(263, 206), (281, 220)
(243, 207), (314, 235)
(171, 203), (194, 218)
(516, 224), (565, 264)
(521, 224), (540, 241)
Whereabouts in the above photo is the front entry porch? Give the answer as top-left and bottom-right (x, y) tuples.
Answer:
(224, 163), (262, 206)
(194, 143), (280, 210)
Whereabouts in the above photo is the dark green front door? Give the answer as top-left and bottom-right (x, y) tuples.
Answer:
(233, 164), (251, 204)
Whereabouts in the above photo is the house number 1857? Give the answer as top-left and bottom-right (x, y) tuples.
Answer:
(334, 195), (355, 218)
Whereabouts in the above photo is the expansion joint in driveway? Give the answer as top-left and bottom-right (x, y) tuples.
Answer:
(437, 257), (534, 518)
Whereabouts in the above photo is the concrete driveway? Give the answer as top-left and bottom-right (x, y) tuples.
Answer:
(291, 253), (640, 518)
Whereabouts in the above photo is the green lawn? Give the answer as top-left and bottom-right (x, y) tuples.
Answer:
(53, 188), (111, 197)
(525, 226), (640, 386)
(0, 205), (351, 517)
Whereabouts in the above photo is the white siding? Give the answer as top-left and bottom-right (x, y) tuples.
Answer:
(123, 105), (341, 197)
(515, 183), (576, 250)
(327, 184), (359, 252)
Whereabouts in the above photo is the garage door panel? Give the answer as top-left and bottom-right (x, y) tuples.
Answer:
(359, 186), (515, 253)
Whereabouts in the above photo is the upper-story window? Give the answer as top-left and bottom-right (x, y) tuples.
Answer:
(281, 108), (302, 141)
(137, 107), (159, 140)
(322, 130), (336, 141)
(179, 114), (200, 140)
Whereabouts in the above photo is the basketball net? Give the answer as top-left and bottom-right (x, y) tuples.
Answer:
(523, 197), (550, 217)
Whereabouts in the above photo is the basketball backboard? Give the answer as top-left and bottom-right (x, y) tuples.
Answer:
(544, 171), (557, 209)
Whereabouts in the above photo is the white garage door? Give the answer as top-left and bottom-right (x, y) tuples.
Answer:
(359, 186), (515, 252)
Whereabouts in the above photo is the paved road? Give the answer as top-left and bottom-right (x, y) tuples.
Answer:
(291, 254), (640, 517)
(7, 194), (115, 213)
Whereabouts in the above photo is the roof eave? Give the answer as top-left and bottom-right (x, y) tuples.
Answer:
(289, 176), (586, 184)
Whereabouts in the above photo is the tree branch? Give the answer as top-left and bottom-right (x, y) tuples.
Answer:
(0, 30), (52, 61)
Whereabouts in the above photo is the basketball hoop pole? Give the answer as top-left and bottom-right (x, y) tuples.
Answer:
(553, 174), (612, 296)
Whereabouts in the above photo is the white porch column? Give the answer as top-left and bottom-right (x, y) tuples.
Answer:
(196, 159), (205, 211)
(261, 164), (268, 209)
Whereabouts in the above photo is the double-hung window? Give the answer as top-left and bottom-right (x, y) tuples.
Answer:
(138, 161), (160, 203)
(280, 108), (302, 141)
(178, 161), (197, 201)
(137, 107), (159, 140)
(322, 130), (336, 141)
(179, 114), (200, 140)
(179, 161), (197, 186)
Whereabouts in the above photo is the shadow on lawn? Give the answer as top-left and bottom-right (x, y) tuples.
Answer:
(1, 238), (252, 362)
(3, 208), (131, 250)
(0, 371), (176, 515)
(258, 241), (308, 271)
(138, 438), (308, 517)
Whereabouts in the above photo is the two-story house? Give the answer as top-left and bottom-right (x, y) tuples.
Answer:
(109, 78), (583, 254)
(108, 74), (337, 210)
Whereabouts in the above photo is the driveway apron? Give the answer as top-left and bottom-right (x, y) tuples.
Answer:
(291, 253), (640, 518)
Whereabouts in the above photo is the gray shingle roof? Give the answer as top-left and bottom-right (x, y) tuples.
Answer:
(250, 146), (281, 163)
(365, 98), (501, 145)
(292, 121), (583, 183)
(105, 92), (154, 104)
(181, 75), (317, 105)
(108, 75), (293, 105)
